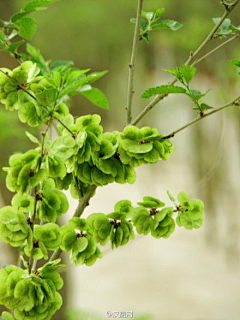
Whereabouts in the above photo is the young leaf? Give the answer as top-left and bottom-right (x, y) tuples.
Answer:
(26, 43), (48, 68)
(229, 60), (240, 67)
(25, 131), (41, 145)
(85, 70), (108, 84)
(153, 8), (165, 22)
(179, 65), (197, 84)
(11, 12), (33, 23)
(24, 0), (60, 12)
(50, 60), (74, 70)
(151, 19), (183, 31)
(80, 87), (109, 110)
(187, 89), (211, 102)
(6, 30), (18, 41)
(199, 103), (213, 111)
(14, 17), (37, 40)
(167, 190), (178, 206)
(5, 40), (25, 54)
(163, 68), (182, 80)
(142, 11), (154, 22)
(141, 85), (186, 99)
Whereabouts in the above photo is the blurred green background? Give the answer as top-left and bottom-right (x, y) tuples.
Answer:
(0, 1), (240, 319)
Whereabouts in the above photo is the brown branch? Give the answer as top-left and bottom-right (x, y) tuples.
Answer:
(164, 95), (240, 139)
(126, 0), (144, 125)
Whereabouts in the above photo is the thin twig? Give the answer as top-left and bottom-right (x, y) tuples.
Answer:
(28, 186), (38, 274)
(126, 0), (144, 125)
(191, 33), (239, 67)
(164, 95), (240, 139)
(130, 0), (240, 126)
(49, 184), (97, 262)
(53, 115), (74, 136)
(184, 2), (238, 65)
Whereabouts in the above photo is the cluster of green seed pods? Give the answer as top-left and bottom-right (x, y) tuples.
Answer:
(24, 223), (61, 260)
(118, 126), (174, 167)
(176, 191), (205, 229)
(3, 149), (44, 194)
(0, 62), (46, 126)
(60, 218), (103, 266)
(0, 261), (64, 320)
(0, 206), (31, 247)
(36, 179), (69, 222)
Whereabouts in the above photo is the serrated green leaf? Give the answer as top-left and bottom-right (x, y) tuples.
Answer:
(81, 87), (109, 110)
(179, 65), (197, 84)
(141, 85), (186, 99)
(24, 0), (60, 12)
(14, 17), (37, 40)
(11, 12), (32, 23)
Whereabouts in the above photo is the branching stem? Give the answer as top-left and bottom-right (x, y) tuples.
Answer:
(130, 0), (240, 126)
(53, 115), (74, 136)
(28, 186), (38, 274)
(190, 34), (239, 67)
(184, 1), (239, 65)
(126, 0), (144, 125)
(164, 95), (240, 139)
